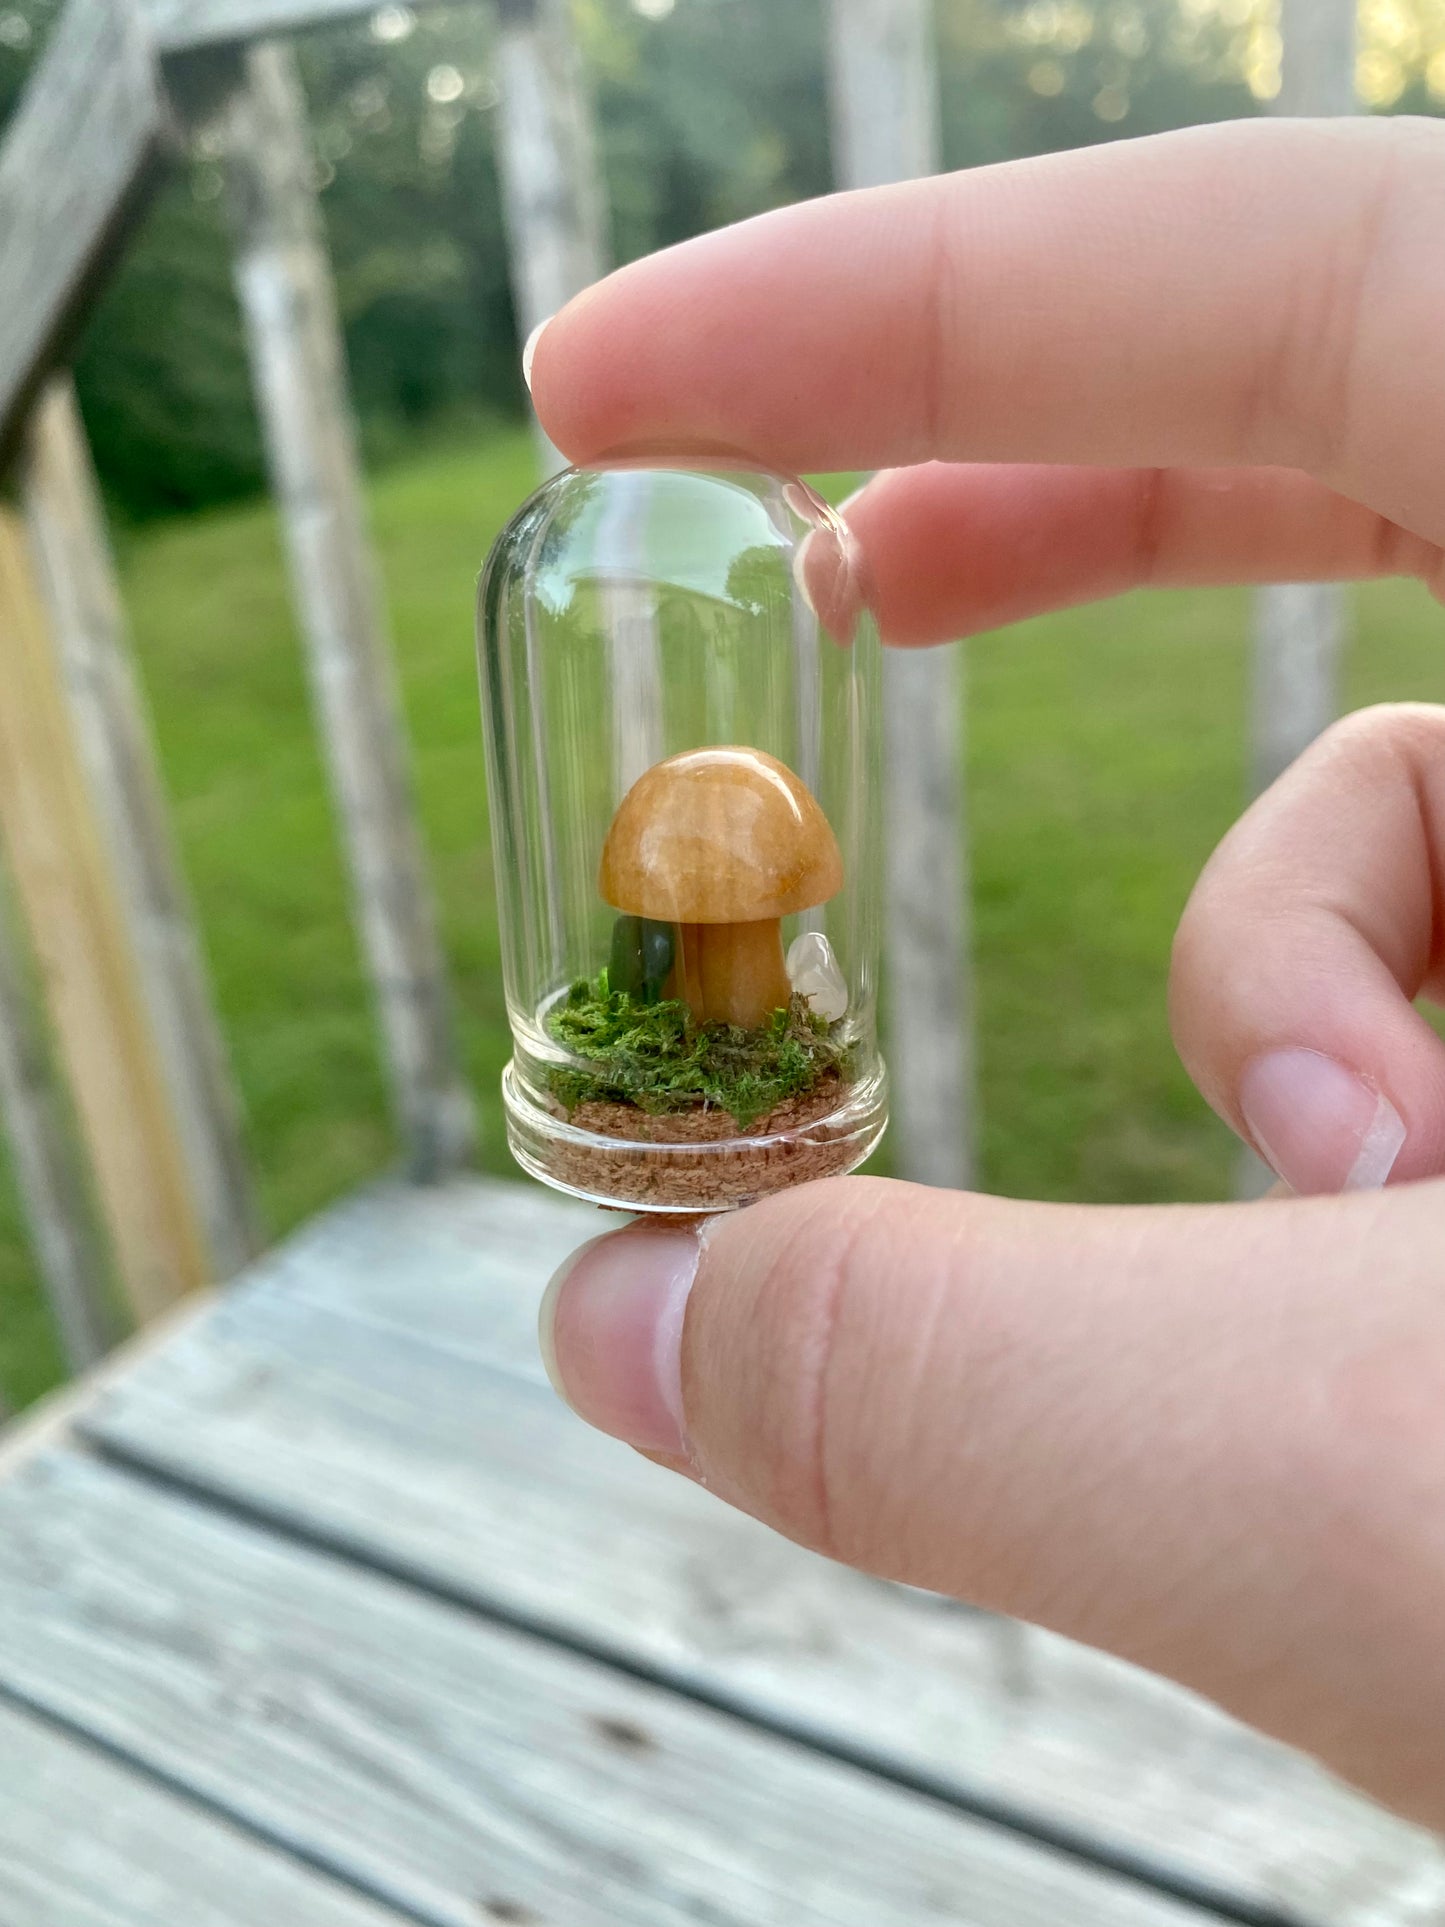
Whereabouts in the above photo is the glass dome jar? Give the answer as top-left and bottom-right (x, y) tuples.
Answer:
(477, 460), (886, 1213)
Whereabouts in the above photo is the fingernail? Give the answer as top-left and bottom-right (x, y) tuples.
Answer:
(538, 1223), (702, 1454)
(1238, 1049), (1405, 1195)
(521, 315), (552, 394)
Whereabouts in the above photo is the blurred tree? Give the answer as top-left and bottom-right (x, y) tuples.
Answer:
(582, 0), (832, 253)
(935, 0), (1264, 163)
(298, 7), (519, 443)
(72, 186), (269, 518)
(2, 0), (1443, 519)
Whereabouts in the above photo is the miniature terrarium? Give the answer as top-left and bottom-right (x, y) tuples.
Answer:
(477, 461), (886, 1212)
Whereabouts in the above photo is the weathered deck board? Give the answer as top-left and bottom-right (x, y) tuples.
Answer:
(0, 1451), (1216, 1927)
(80, 1179), (1445, 1927)
(0, 1700), (401, 1927)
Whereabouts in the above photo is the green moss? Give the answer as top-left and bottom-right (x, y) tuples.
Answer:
(544, 975), (846, 1129)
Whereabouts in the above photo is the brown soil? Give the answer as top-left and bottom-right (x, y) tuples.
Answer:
(567, 1075), (841, 1143)
(543, 1072), (860, 1209)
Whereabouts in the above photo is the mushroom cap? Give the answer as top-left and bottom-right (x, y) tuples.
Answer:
(600, 747), (843, 924)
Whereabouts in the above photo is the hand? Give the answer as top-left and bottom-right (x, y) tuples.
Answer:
(528, 117), (1445, 1829)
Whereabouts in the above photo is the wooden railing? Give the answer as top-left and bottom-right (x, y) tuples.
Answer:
(0, 0), (164, 461)
(0, 0), (588, 1359)
(0, 0), (1359, 1383)
(828, 0), (974, 1191)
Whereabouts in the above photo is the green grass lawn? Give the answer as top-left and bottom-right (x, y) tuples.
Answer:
(0, 426), (1441, 1406)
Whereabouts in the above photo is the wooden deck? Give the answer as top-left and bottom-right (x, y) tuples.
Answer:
(2, 1178), (1443, 1926)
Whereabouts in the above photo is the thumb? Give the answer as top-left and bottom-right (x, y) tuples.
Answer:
(540, 1174), (1445, 1826)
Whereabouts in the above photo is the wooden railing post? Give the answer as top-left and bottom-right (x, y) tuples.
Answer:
(144, 0), (454, 53)
(494, 0), (608, 473)
(1240, 0), (1357, 1199)
(218, 40), (475, 1181)
(1250, 582), (1349, 794)
(0, 867), (113, 1370)
(827, 0), (941, 203)
(0, 510), (210, 1323)
(21, 377), (261, 1278)
(1251, 0), (1358, 798)
(493, 0), (661, 1018)
(0, 0), (166, 466)
(827, 0), (974, 1191)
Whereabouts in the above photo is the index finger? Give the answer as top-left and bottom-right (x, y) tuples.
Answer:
(530, 118), (1445, 547)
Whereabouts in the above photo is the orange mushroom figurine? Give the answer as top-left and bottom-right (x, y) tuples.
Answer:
(600, 747), (843, 1030)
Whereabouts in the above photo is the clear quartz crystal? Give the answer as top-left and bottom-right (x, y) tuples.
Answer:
(786, 930), (848, 1023)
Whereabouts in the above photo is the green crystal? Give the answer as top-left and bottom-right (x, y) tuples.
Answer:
(607, 914), (676, 1004)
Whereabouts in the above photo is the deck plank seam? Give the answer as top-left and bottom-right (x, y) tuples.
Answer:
(0, 1674), (429, 1927)
(74, 1426), (1311, 1927)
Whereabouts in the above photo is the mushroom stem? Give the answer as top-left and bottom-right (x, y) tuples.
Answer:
(670, 920), (792, 1029)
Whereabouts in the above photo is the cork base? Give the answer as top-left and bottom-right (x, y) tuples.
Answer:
(502, 1061), (887, 1214)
